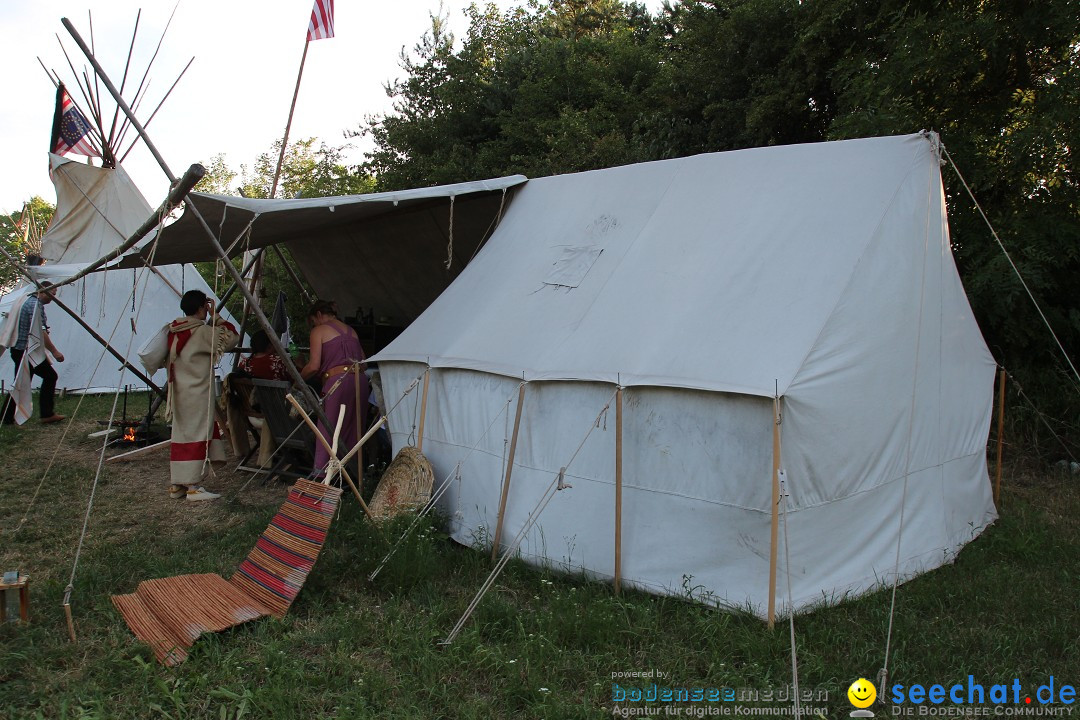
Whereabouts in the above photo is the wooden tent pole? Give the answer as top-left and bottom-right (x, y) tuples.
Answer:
(995, 367), (1006, 507)
(270, 245), (314, 304)
(355, 362), (364, 491)
(416, 368), (431, 452)
(105, 438), (170, 463)
(614, 386), (624, 594)
(237, 39), (310, 335)
(492, 382), (526, 561)
(767, 395), (781, 630)
(63, 15), (330, 430)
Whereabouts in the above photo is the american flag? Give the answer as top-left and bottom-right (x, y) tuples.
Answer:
(307, 0), (334, 41)
(50, 84), (99, 158)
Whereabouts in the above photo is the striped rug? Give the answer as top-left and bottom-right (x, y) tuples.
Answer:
(112, 479), (342, 665)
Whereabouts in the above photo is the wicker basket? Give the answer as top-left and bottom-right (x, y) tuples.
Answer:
(368, 446), (435, 520)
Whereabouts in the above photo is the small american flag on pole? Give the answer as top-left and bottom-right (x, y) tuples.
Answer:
(307, 0), (335, 41)
(50, 84), (99, 158)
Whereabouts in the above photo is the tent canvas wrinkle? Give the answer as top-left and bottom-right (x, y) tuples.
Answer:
(543, 246), (603, 288)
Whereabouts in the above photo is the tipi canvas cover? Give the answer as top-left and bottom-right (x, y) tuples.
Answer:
(372, 133), (998, 614)
(1, 154), (233, 393)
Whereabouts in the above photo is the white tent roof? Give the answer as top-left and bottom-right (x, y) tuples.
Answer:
(374, 134), (963, 397)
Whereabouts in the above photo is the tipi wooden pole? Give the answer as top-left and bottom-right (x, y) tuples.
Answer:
(61, 17), (319, 430)
(614, 386), (624, 594)
(492, 382), (526, 562)
(416, 368), (431, 452)
(767, 395), (781, 630)
(994, 367), (1006, 507)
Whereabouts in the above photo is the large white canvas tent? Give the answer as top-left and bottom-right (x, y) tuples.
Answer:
(1, 154), (234, 394)
(370, 133), (999, 614)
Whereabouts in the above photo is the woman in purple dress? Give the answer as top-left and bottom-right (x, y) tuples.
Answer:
(300, 300), (370, 478)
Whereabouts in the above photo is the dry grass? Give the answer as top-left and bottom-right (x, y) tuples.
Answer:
(0, 393), (285, 588)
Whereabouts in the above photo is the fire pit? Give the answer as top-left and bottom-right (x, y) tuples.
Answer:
(109, 426), (162, 449)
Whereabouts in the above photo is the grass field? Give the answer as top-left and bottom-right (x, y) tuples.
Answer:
(0, 392), (1077, 719)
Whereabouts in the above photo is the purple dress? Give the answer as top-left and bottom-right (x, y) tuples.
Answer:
(314, 327), (370, 477)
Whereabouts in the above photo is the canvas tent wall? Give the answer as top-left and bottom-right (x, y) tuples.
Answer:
(0, 154), (235, 393)
(370, 133), (998, 615)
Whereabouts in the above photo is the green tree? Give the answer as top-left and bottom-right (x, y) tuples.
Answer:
(820, 0), (1080, 428)
(361, 0), (1080, 438)
(361, 0), (661, 189)
(1, 197), (55, 292)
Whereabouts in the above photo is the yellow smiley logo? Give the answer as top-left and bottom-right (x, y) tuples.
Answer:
(848, 678), (877, 709)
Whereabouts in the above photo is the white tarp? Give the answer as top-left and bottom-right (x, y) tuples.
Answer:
(0, 155), (235, 394)
(373, 133), (998, 614)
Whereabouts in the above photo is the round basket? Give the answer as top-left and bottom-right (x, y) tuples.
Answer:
(368, 446), (434, 521)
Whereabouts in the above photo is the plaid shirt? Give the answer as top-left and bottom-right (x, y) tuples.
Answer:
(13, 295), (45, 351)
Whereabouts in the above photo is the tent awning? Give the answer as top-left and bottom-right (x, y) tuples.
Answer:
(114, 175), (527, 324)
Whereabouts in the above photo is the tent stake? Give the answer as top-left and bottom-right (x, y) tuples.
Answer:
(416, 368), (431, 452)
(994, 367), (1006, 507)
(614, 386), (623, 594)
(768, 395), (781, 630)
(492, 382), (526, 562)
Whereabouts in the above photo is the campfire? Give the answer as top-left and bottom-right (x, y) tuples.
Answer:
(109, 425), (161, 449)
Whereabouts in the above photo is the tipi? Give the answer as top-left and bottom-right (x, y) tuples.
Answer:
(0, 154), (233, 394)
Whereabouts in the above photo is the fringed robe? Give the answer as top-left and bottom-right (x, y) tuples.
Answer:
(167, 315), (239, 486)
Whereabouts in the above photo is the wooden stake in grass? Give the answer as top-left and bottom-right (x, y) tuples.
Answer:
(63, 585), (76, 643)
(416, 368), (431, 453)
(768, 394), (781, 630)
(995, 367), (1006, 508)
(614, 385), (624, 595)
(492, 382), (526, 562)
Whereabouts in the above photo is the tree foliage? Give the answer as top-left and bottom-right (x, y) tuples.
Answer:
(1, 197), (55, 292)
(198, 138), (374, 199)
(360, 0), (1080, 437)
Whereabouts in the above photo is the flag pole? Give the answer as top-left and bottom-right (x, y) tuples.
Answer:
(237, 37), (310, 349)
